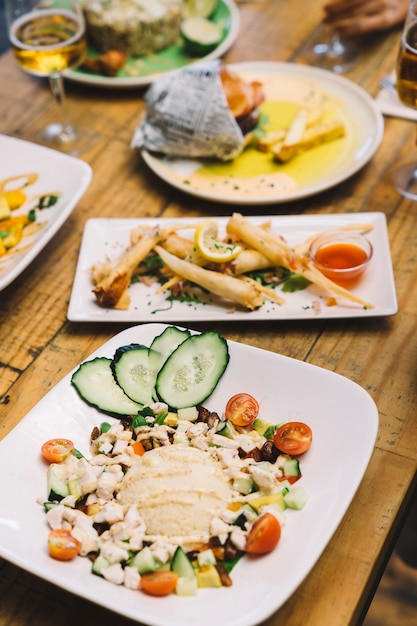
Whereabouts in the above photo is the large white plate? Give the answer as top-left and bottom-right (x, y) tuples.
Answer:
(64, 0), (239, 89)
(67, 213), (397, 322)
(0, 135), (92, 291)
(0, 323), (379, 626)
(141, 61), (384, 204)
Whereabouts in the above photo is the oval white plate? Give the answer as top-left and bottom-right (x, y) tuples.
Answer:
(141, 61), (384, 204)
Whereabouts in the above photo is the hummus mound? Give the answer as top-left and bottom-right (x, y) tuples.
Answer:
(117, 445), (232, 544)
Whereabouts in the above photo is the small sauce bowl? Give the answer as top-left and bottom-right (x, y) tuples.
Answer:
(309, 230), (373, 285)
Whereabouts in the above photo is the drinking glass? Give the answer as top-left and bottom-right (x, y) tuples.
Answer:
(392, 6), (417, 199)
(5, 0), (92, 154)
(302, 24), (360, 74)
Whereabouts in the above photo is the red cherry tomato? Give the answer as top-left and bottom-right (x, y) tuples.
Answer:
(273, 422), (312, 455)
(41, 438), (74, 463)
(48, 529), (81, 561)
(140, 570), (179, 596)
(225, 393), (259, 427)
(246, 512), (281, 554)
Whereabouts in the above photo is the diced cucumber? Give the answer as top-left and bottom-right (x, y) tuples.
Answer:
(71, 357), (142, 417)
(197, 549), (216, 567)
(217, 420), (238, 439)
(155, 331), (229, 409)
(130, 546), (157, 574)
(181, 17), (223, 55)
(92, 555), (111, 576)
(44, 501), (59, 512)
(232, 474), (254, 495)
(253, 418), (275, 438)
(176, 576), (198, 596)
(233, 504), (257, 528)
(283, 458), (301, 478)
(111, 344), (163, 405)
(47, 464), (69, 501)
(150, 326), (191, 364)
(171, 546), (196, 580)
(283, 485), (309, 510)
(68, 478), (82, 500)
(177, 406), (198, 422)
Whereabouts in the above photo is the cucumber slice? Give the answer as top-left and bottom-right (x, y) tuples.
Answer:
(71, 357), (142, 417)
(111, 344), (163, 405)
(181, 17), (223, 55)
(155, 331), (229, 409)
(150, 326), (191, 365)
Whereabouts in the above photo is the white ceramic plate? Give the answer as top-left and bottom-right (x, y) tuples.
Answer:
(141, 61), (384, 204)
(67, 212), (397, 322)
(0, 323), (379, 626)
(64, 0), (239, 89)
(0, 135), (92, 291)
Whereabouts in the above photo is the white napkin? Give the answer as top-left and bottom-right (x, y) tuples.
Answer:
(375, 74), (417, 121)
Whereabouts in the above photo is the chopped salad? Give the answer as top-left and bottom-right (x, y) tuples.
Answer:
(39, 327), (312, 597)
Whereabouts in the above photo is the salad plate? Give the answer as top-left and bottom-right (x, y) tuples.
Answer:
(0, 134), (92, 292)
(67, 212), (397, 323)
(64, 0), (239, 89)
(141, 61), (384, 204)
(0, 322), (379, 626)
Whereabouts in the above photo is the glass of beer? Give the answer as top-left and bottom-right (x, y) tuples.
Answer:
(5, 0), (91, 154)
(392, 5), (417, 199)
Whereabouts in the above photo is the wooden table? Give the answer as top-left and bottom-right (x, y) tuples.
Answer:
(1, 1), (417, 624)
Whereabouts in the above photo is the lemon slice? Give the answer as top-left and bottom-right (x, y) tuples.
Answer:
(195, 220), (242, 263)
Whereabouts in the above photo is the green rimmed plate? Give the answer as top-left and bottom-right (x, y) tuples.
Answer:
(64, 0), (239, 88)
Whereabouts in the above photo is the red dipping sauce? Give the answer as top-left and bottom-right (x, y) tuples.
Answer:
(309, 231), (373, 285)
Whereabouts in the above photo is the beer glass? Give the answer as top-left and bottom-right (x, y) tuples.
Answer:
(5, 0), (92, 154)
(392, 5), (417, 199)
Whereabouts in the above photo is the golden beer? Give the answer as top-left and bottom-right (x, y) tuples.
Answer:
(9, 9), (86, 76)
(396, 21), (417, 108)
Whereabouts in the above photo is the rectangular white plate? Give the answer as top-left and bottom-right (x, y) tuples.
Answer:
(0, 134), (92, 291)
(68, 212), (397, 322)
(0, 323), (379, 626)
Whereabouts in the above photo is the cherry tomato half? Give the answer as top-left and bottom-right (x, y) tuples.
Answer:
(246, 512), (281, 554)
(273, 422), (312, 456)
(140, 570), (179, 597)
(41, 438), (74, 463)
(48, 529), (81, 561)
(225, 393), (259, 427)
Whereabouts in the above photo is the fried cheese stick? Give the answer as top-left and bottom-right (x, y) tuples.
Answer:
(155, 245), (264, 310)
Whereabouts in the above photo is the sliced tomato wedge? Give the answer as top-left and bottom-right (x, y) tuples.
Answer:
(140, 570), (179, 596)
(246, 512), (281, 554)
(48, 529), (81, 561)
(273, 422), (312, 455)
(41, 438), (74, 463)
(225, 393), (259, 427)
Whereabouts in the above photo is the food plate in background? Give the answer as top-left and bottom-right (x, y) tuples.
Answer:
(0, 322), (379, 626)
(0, 135), (92, 292)
(67, 212), (397, 322)
(64, 0), (239, 88)
(141, 61), (384, 204)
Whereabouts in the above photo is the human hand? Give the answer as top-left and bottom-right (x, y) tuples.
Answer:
(323, 0), (409, 36)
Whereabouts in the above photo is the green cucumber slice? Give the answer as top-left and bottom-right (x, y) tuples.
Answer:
(150, 326), (191, 365)
(111, 344), (163, 405)
(155, 330), (229, 409)
(181, 17), (223, 55)
(71, 357), (142, 417)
